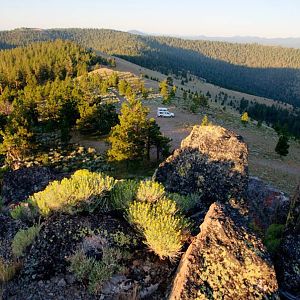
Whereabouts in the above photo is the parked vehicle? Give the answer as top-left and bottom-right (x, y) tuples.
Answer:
(157, 107), (175, 118)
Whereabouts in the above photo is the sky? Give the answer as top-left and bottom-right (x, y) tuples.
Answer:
(0, 0), (299, 38)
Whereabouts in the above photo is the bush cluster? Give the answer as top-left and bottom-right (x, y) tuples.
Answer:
(0, 259), (19, 283)
(136, 180), (165, 203)
(11, 225), (41, 258)
(110, 179), (139, 210)
(69, 247), (124, 294)
(128, 198), (190, 259)
(29, 169), (115, 216)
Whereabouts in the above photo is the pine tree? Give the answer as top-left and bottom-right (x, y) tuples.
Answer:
(275, 135), (289, 157)
(146, 118), (171, 161)
(108, 95), (149, 161)
(0, 99), (35, 168)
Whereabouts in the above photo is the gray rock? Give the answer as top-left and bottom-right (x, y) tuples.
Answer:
(154, 125), (248, 203)
(1, 166), (57, 205)
(57, 278), (67, 288)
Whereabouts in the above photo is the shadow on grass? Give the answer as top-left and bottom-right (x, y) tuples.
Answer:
(107, 160), (159, 180)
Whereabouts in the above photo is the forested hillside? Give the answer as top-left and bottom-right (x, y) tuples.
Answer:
(0, 39), (107, 91)
(1, 28), (300, 107)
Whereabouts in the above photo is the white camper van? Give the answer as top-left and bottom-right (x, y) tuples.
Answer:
(157, 107), (174, 118)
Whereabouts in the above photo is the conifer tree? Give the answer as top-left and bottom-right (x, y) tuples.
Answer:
(108, 95), (149, 161)
(0, 99), (35, 168)
(146, 118), (171, 161)
(275, 135), (289, 157)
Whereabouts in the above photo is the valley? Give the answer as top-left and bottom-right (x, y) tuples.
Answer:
(73, 57), (300, 195)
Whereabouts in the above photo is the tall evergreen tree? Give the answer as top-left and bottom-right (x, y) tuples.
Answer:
(0, 99), (35, 168)
(108, 95), (149, 161)
(275, 135), (289, 157)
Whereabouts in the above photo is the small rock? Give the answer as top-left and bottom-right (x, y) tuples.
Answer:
(57, 278), (67, 287)
(65, 274), (76, 284)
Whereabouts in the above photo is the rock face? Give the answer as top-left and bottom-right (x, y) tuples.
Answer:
(1, 166), (57, 205)
(247, 176), (290, 230)
(286, 183), (300, 233)
(276, 184), (300, 298)
(154, 125), (248, 203)
(169, 202), (279, 300)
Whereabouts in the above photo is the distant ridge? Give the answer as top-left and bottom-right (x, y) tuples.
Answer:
(128, 29), (300, 48)
(127, 30), (148, 36)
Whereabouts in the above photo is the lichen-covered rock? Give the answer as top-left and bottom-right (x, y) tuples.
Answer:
(247, 176), (290, 230)
(1, 166), (57, 205)
(286, 183), (300, 233)
(154, 125), (248, 203)
(275, 183), (300, 298)
(276, 234), (300, 299)
(169, 202), (279, 300)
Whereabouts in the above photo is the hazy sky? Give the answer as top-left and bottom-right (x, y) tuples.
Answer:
(0, 0), (299, 38)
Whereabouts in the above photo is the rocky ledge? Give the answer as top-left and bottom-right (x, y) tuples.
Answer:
(169, 202), (279, 300)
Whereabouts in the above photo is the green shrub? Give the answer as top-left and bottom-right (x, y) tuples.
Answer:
(128, 198), (190, 260)
(0, 258), (19, 283)
(110, 180), (139, 210)
(69, 247), (124, 294)
(264, 223), (285, 254)
(136, 180), (165, 203)
(10, 199), (38, 221)
(11, 224), (41, 258)
(29, 169), (115, 216)
(168, 193), (200, 213)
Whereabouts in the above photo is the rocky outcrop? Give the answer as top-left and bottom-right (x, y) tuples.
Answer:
(154, 125), (248, 203)
(1, 166), (57, 205)
(276, 184), (300, 298)
(286, 183), (300, 233)
(169, 202), (279, 300)
(247, 176), (290, 230)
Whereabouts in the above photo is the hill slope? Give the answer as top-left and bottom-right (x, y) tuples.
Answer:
(1, 28), (300, 107)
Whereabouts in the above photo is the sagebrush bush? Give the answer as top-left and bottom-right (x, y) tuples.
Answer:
(11, 224), (41, 258)
(29, 169), (115, 216)
(110, 179), (139, 209)
(128, 198), (190, 259)
(10, 199), (38, 221)
(136, 180), (165, 203)
(0, 258), (19, 283)
(168, 193), (200, 213)
(69, 247), (124, 294)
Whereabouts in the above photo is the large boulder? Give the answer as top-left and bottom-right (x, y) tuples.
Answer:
(247, 176), (290, 230)
(154, 125), (248, 203)
(169, 202), (279, 300)
(1, 166), (57, 205)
